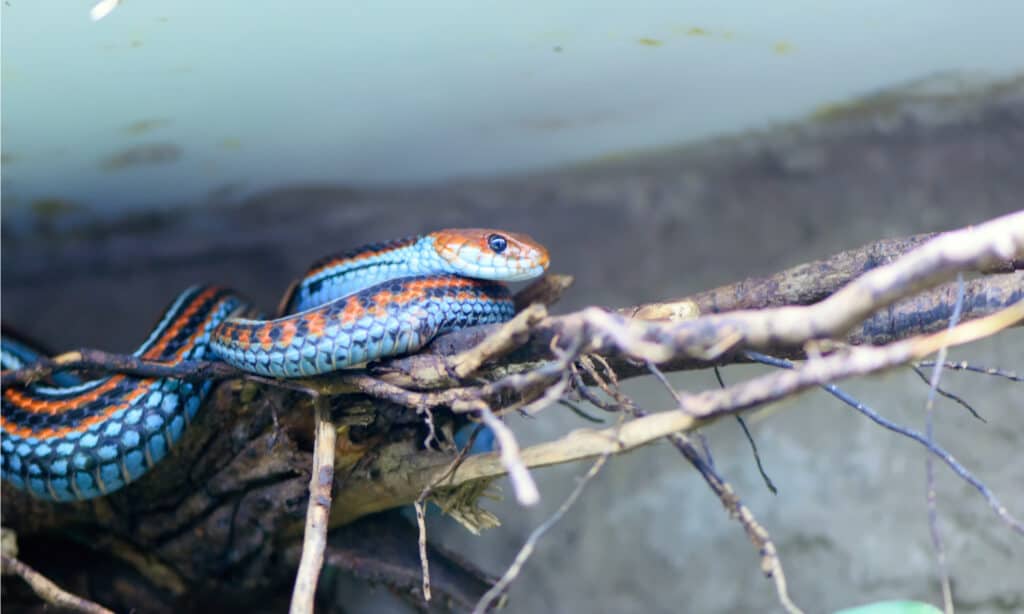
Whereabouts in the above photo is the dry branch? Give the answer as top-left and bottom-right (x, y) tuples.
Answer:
(328, 294), (1024, 525)
(634, 230), (1022, 317)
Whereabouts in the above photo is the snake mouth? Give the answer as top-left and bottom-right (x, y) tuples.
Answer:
(495, 263), (548, 282)
(444, 260), (547, 282)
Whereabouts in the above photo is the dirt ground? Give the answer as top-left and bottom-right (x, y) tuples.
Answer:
(2, 82), (1023, 613)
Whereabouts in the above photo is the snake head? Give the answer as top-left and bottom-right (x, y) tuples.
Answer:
(430, 228), (550, 282)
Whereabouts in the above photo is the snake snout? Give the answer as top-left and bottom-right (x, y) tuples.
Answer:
(431, 228), (550, 282)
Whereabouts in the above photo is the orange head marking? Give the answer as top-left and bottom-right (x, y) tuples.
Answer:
(429, 228), (549, 282)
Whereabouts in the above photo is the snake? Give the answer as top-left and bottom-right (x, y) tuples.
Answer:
(0, 229), (549, 503)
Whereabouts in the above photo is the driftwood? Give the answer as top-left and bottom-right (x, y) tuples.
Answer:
(2, 211), (1023, 613)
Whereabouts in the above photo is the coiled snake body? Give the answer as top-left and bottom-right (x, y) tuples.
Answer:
(1, 229), (549, 502)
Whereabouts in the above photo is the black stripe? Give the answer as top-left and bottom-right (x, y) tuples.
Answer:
(2, 378), (140, 432)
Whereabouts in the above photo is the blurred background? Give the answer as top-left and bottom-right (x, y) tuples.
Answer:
(2, 2), (1022, 612)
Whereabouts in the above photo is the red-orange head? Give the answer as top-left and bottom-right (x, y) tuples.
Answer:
(429, 228), (549, 281)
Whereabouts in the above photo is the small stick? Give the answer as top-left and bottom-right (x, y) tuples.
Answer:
(473, 453), (609, 614)
(745, 350), (1024, 536)
(583, 359), (800, 614)
(665, 432), (802, 614)
(1, 553), (115, 614)
(910, 365), (985, 422)
(924, 274), (966, 614)
(289, 396), (337, 614)
(1, 350), (241, 387)
(450, 304), (547, 379)
(915, 360), (1022, 382)
(475, 404), (539, 506)
(414, 500), (431, 602)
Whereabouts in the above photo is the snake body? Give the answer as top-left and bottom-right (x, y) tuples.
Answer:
(1, 229), (548, 502)
(214, 275), (515, 377)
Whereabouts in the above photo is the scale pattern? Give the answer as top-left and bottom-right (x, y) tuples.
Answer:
(213, 276), (513, 377)
(280, 229), (548, 314)
(280, 236), (428, 314)
(1, 286), (244, 501)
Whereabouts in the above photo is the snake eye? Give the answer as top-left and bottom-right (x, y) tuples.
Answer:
(487, 233), (508, 254)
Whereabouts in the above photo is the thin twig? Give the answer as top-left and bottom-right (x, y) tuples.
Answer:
(910, 365), (985, 422)
(450, 304), (547, 379)
(515, 336), (579, 416)
(513, 274), (575, 313)
(289, 396), (337, 614)
(329, 304), (1024, 527)
(412, 425), (484, 603)
(915, 361), (1022, 382)
(420, 404), (439, 450)
(647, 361), (772, 494)
(664, 431), (802, 614)
(1, 553), (115, 614)
(0, 350), (241, 387)
(414, 500), (431, 602)
(569, 357), (621, 412)
(558, 400), (606, 423)
(476, 404), (539, 506)
(744, 351), (1024, 536)
(473, 453), (610, 614)
(585, 359), (799, 614)
(714, 366), (777, 494)
(924, 274), (965, 614)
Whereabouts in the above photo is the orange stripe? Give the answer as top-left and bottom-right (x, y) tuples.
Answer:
(342, 298), (362, 323)
(167, 294), (232, 361)
(2, 293), (230, 425)
(213, 322), (232, 345)
(1, 384), (149, 439)
(141, 286), (220, 360)
(258, 327), (274, 352)
(3, 376), (126, 414)
(278, 321), (297, 347)
(305, 312), (326, 336)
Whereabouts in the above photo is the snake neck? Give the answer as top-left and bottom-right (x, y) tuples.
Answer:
(281, 235), (453, 315)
